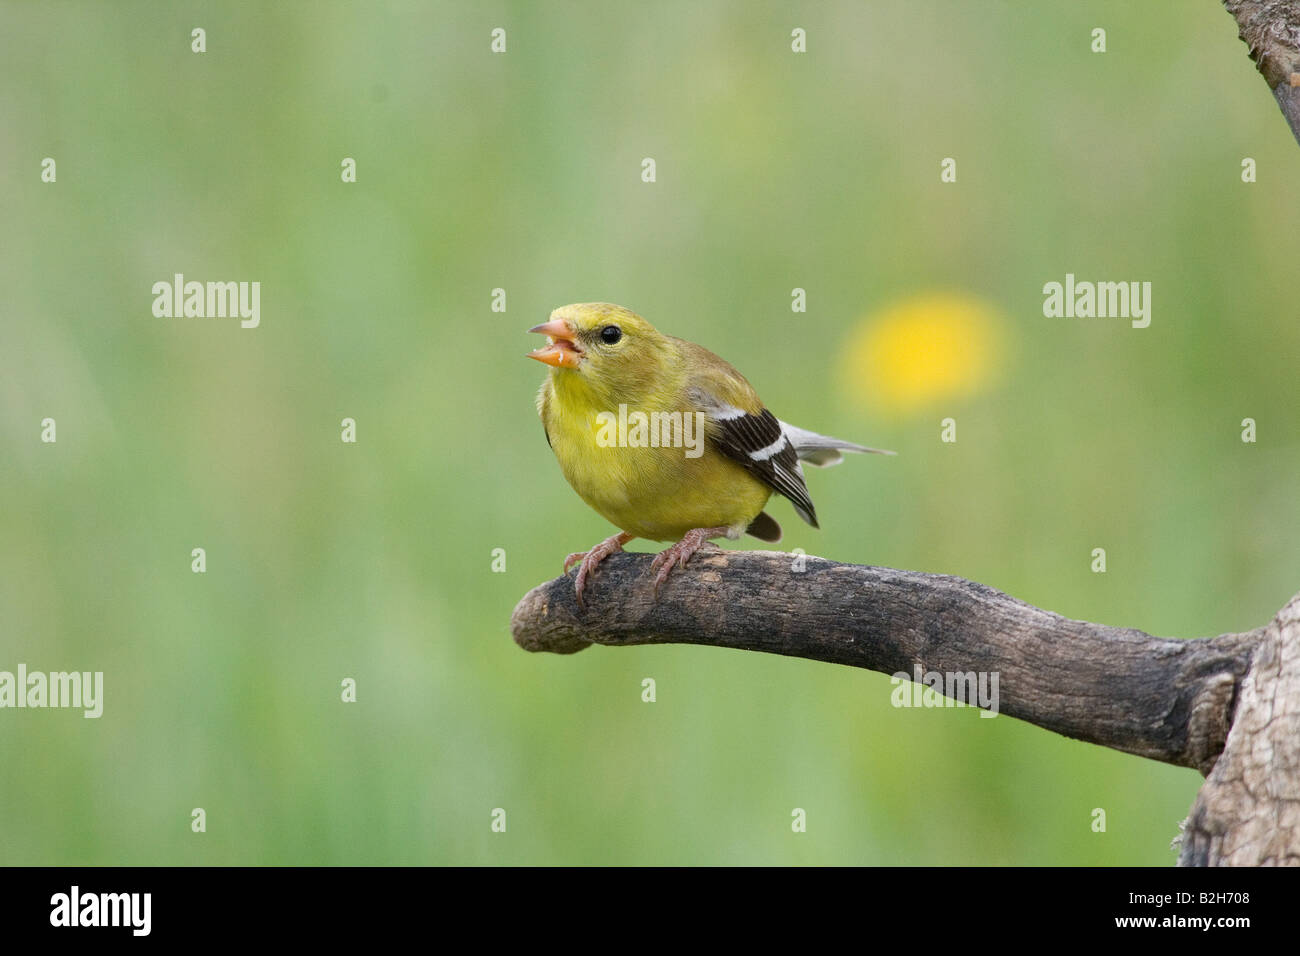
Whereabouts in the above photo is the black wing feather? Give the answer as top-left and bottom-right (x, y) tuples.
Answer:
(708, 407), (819, 527)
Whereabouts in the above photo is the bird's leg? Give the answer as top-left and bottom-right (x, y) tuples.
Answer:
(649, 526), (733, 595)
(565, 531), (635, 606)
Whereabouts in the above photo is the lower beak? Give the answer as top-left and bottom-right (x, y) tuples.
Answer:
(527, 318), (583, 369)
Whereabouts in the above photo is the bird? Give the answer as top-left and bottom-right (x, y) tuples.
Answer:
(528, 303), (894, 604)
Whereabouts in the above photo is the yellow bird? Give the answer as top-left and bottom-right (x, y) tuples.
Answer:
(528, 303), (893, 603)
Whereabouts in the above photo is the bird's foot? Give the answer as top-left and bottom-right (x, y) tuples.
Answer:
(565, 531), (635, 607)
(649, 526), (732, 595)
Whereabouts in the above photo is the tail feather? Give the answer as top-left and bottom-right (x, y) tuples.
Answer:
(779, 421), (896, 467)
(745, 511), (783, 542)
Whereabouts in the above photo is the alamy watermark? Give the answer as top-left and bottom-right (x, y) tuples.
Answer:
(152, 273), (260, 328)
(595, 404), (706, 458)
(0, 665), (103, 717)
(50, 886), (150, 936)
(1042, 273), (1151, 328)
(891, 665), (999, 717)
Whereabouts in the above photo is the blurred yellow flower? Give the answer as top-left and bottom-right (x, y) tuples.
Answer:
(840, 293), (1003, 414)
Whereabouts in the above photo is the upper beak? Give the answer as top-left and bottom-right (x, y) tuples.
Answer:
(527, 318), (583, 369)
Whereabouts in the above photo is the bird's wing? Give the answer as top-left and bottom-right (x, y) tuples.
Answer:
(778, 421), (896, 467)
(536, 379), (553, 448)
(680, 344), (819, 528)
(700, 399), (818, 527)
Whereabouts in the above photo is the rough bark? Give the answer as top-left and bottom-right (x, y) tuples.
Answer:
(511, 549), (1299, 865)
(1178, 590), (1300, 865)
(1223, 0), (1300, 144)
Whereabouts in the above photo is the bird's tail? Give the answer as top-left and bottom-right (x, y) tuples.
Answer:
(779, 421), (896, 467)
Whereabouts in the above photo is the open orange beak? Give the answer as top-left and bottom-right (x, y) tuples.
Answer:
(527, 318), (583, 369)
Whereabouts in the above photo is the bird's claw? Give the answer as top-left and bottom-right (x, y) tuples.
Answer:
(649, 546), (692, 595)
(573, 553), (603, 608)
(565, 532), (633, 607)
(649, 528), (726, 596)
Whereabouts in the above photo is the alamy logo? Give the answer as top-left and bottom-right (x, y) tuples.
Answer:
(0, 665), (103, 717)
(891, 665), (1000, 717)
(152, 273), (260, 328)
(1042, 273), (1151, 328)
(50, 886), (150, 936)
(595, 404), (707, 458)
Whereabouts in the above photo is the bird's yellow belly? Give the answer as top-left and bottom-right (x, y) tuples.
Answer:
(550, 416), (771, 541)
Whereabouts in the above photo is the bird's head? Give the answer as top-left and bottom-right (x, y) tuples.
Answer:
(527, 303), (673, 402)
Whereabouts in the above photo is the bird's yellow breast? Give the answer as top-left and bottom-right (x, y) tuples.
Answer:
(541, 377), (770, 541)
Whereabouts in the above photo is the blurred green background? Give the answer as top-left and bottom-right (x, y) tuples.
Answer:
(2, 0), (1297, 865)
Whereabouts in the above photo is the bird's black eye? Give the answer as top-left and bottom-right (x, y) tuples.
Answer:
(600, 325), (622, 344)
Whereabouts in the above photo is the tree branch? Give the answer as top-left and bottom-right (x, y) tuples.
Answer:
(513, 550), (1300, 864)
(1223, 0), (1300, 145)
(512, 549), (1271, 774)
